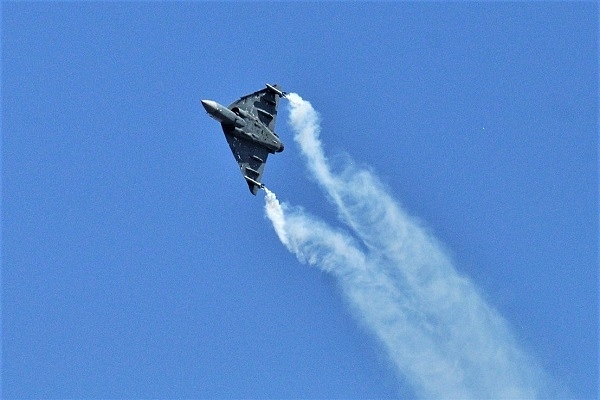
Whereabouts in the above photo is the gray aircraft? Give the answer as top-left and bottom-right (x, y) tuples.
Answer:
(201, 84), (287, 195)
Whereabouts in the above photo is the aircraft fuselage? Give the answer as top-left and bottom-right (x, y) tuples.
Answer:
(201, 99), (284, 153)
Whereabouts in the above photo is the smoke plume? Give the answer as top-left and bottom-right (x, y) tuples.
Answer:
(264, 93), (547, 398)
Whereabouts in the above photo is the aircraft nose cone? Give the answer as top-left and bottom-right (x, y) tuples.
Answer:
(201, 99), (218, 114)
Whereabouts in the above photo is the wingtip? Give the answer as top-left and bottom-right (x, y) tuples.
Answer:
(266, 83), (287, 98)
(244, 175), (265, 195)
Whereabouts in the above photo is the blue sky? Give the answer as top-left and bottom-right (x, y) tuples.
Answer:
(2, 2), (597, 399)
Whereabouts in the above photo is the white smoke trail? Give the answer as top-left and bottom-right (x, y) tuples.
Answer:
(264, 93), (548, 398)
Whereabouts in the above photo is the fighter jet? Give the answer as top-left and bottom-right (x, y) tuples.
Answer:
(201, 84), (287, 195)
